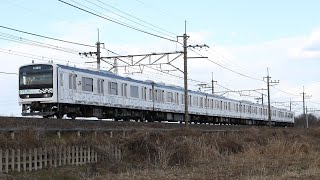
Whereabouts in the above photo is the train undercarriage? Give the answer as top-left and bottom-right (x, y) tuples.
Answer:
(21, 102), (293, 127)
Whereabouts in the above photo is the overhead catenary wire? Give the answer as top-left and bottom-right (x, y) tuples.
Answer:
(57, 0), (177, 42)
(81, 0), (176, 39)
(188, 48), (264, 82)
(94, 0), (177, 37)
(0, 48), (94, 65)
(0, 33), (83, 55)
(0, 71), (18, 75)
(0, 25), (95, 47)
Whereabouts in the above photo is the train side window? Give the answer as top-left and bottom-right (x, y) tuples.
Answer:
(97, 79), (104, 94)
(167, 92), (173, 103)
(130, 85), (139, 98)
(161, 90), (164, 102)
(181, 94), (184, 104)
(121, 83), (127, 97)
(68, 74), (77, 90)
(200, 97), (203, 108)
(69, 74), (72, 89)
(60, 73), (63, 86)
(149, 89), (153, 100)
(141, 87), (147, 100)
(82, 77), (93, 92)
(175, 93), (179, 104)
(108, 82), (118, 95)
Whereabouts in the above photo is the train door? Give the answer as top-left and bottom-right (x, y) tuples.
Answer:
(59, 72), (65, 101)
(97, 79), (104, 104)
(66, 73), (77, 102)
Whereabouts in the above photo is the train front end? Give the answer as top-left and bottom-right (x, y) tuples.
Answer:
(18, 63), (58, 117)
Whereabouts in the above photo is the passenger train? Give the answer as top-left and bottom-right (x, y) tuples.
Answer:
(18, 63), (294, 126)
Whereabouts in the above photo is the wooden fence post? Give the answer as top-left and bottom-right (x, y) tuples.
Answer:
(5, 149), (9, 173)
(54, 147), (57, 168)
(88, 146), (91, 162)
(23, 149), (26, 172)
(34, 148), (37, 170)
(76, 146), (79, 166)
(49, 148), (52, 168)
(17, 149), (21, 172)
(68, 146), (71, 165)
(63, 146), (67, 165)
(0, 149), (2, 173)
(44, 147), (48, 168)
(58, 146), (62, 167)
(80, 146), (83, 165)
(38, 148), (42, 170)
(11, 149), (15, 172)
(28, 149), (32, 172)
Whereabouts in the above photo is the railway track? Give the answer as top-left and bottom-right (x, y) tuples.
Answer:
(0, 116), (255, 133)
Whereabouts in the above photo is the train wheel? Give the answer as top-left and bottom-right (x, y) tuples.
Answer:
(71, 114), (77, 120)
(55, 112), (63, 119)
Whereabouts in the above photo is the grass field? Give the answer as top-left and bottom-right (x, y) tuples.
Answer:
(3, 126), (320, 179)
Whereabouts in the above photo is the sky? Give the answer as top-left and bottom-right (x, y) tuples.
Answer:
(0, 0), (320, 116)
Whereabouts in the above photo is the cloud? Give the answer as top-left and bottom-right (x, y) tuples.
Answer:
(288, 28), (320, 60)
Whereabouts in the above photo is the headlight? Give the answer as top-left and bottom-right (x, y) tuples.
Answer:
(43, 94), (49, 98)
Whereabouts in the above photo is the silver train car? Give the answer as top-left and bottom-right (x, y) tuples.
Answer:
(18, 63), (294, 126)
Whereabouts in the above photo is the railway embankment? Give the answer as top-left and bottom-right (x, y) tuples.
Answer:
(0, 116), (319, 179)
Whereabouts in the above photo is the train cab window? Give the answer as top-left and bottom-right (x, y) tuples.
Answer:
(130, 85), (139, 98)
(82, 77), (93, 92)
(109, 82), (118, 95)
(97, 79), (104, 94)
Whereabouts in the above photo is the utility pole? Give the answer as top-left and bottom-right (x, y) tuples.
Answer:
(264, 68), (279, 127)
(177, 21), (208, 127)
(183, 23), (189, 127)
(211, 72), (217, 94)
(290, 99), (291, 111)
(306, 106), (309, 129)
(79, 30), (104, 70)
(300, 86), (311, 128)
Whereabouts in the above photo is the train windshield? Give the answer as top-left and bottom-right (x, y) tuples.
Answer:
(19, 65), (53, 88)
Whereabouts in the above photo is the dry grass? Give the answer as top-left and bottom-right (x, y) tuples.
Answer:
(8, 127), (320, 179)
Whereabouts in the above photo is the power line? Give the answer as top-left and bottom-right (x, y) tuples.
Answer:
(189, 48), (263, 82)
(0, 48), (93, 65)
(94, 0), (177, 37)
(82, 0), (176, 39)
(272, 86), (300, 97)
(0, 71), (18, 75)
(57, 0), (177, 42)
(0, 32), (83, 54)
(0, 25), (95, 47)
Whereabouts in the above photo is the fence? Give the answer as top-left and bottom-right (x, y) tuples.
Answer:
(0, 145), (121, 173)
